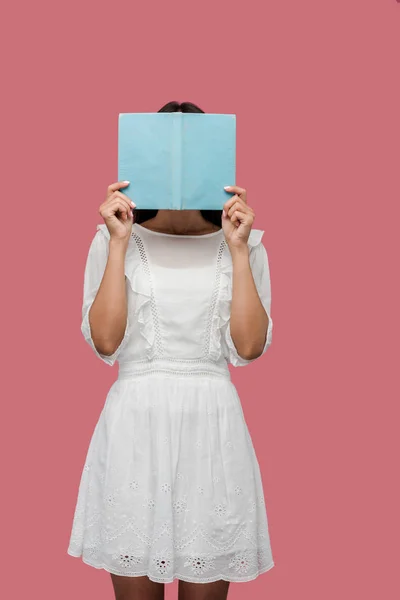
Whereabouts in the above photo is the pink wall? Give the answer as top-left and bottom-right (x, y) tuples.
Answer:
(2, 0), (399, 598)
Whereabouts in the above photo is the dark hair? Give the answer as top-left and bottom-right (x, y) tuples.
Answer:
(133, 101), (222, 229)
(157, 100), (204, 114)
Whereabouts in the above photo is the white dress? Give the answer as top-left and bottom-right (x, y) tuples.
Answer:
(67, 221), (275, 584)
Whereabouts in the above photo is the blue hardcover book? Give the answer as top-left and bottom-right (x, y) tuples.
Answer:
(118, 112), (236, 210)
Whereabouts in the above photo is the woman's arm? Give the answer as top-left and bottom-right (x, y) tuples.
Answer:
(88, 237), (129, 357)
(229, 245), (270, 360)
(222, 184), (272, 363)
(84, 179), (134, 360)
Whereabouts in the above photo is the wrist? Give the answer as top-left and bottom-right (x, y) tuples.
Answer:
(109, 236), (129, 254)
(229, 243), (250, 263)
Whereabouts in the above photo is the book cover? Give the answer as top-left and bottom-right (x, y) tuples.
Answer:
(118, 112), (236, 210)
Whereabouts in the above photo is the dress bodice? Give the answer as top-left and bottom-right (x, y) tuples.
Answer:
(80, 221), (273, 369)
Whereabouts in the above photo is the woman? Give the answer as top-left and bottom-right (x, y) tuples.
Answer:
(67, 101), (275, 600)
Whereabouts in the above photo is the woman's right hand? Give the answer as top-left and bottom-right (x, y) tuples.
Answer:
(99, 181), (136, 242)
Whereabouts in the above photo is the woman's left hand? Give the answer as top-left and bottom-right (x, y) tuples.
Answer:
(221, 185), (255, 250)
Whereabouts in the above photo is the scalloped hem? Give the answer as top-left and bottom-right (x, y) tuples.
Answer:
(67, 549), (274, 584)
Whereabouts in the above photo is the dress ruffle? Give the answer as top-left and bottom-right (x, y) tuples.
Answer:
(210, 229), (265, 365)
(97, 224), (156, 360)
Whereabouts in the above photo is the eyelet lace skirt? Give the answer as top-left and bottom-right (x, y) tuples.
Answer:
(67, 359), (274, 584)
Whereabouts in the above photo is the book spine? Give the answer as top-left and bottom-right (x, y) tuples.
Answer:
(172, 113), (182, 210)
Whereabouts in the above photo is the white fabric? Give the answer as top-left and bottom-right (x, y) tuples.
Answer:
(67, 222), (275, 583)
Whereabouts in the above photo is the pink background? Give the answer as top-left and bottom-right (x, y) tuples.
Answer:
(2, 0), (399, 598)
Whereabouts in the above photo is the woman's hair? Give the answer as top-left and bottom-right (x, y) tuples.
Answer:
(157, 101), (204, 114)
(133, 101), (222, 228)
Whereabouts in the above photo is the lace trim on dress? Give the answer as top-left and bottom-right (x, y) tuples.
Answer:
(202, 239), (227, 358)
(117, 358), (231, 380)
(130, 232), (165, 358)
(67, 458), (274, 583)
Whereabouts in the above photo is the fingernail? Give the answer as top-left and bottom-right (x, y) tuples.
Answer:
(224, 186), (231, 190)
(222, 210), (226, 217)
(131, 201), (136, 207)
(123, 180), (130, 184)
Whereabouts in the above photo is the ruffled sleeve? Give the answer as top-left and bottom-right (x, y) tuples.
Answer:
(219, 229), (273, 367)
(80, 225), (131, 366)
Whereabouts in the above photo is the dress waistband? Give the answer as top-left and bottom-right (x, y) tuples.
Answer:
(117, 358), (231, 380)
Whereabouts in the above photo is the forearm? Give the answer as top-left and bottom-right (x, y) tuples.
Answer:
(89, 238), (129, 356)
(229, 246), (270, 360)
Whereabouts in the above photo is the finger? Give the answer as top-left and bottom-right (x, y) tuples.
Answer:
(111, 191), (136, 211)
(224, 185), (247, 201)
(100, 196), (133, 221)
(107, 180), (131, 196)
(113, 191), (136, 207)
(113, 199), (132, 220)
(112, 199), (133, 221)
(230, 209), (254, 227)
(108, 192), (135, 215)
(102, 198), (131, 221)
(224, 195), (249, 214)
(224, 197), (254, 217)
(230, 210), (246, 226)
(227, 200), (250, 218)
(110, 198), (130, 221)
(224, 194), (241, 210)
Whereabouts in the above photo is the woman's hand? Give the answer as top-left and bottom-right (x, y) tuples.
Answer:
(99, 181), (136, 242)
(221, 185), (255, 251)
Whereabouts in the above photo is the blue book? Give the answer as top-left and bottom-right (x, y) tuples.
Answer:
(118, 112), (236, 210)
